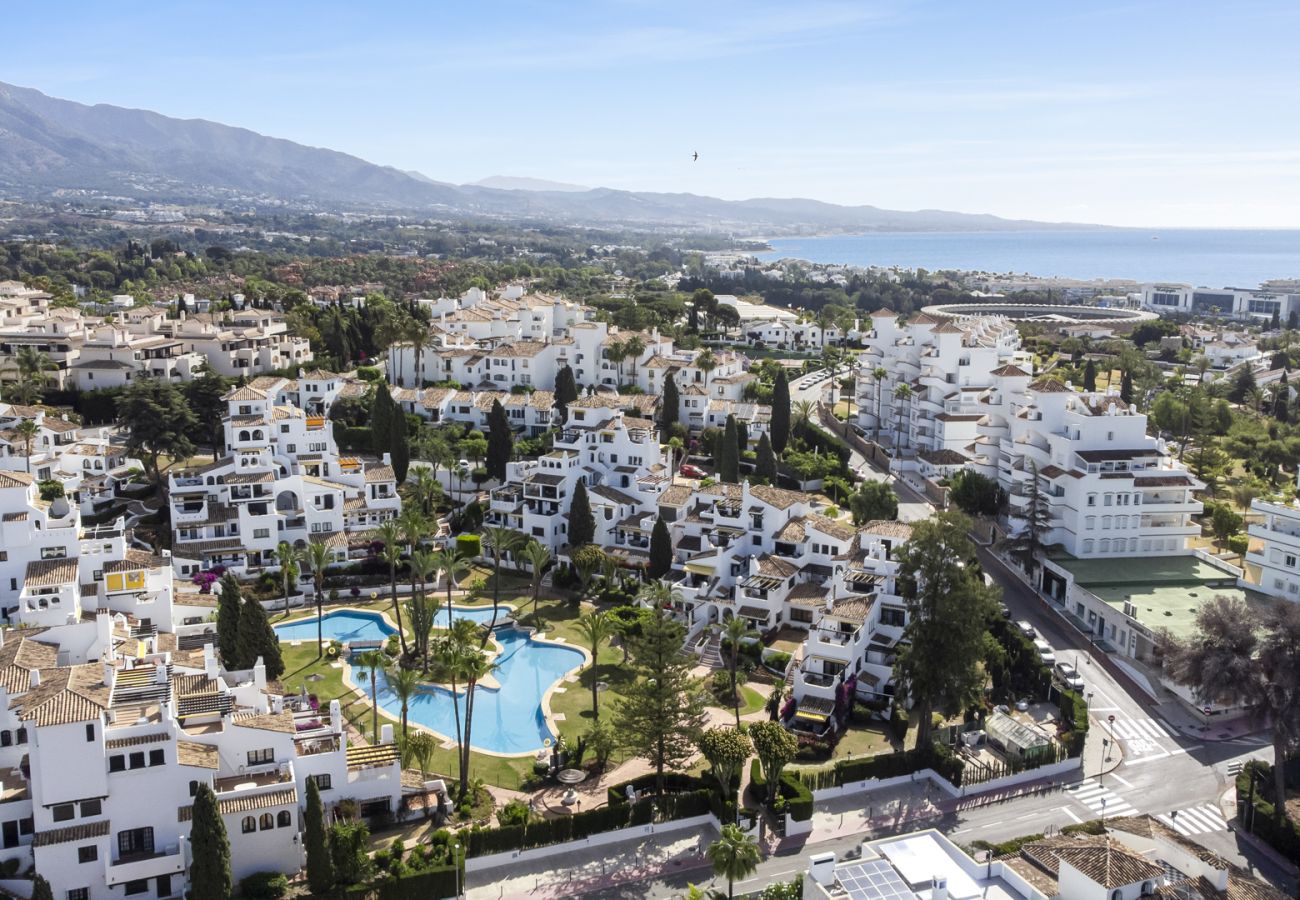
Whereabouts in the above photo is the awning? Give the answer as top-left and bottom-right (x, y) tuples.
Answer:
(685, 562), (714, 576)
(795, 710), (828, 722)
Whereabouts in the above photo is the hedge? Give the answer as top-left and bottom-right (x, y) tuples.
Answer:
(1237, 762), (1300, 862)
(748, 760), (813, 821)
(455, 534), (482, 559)
(607, 772), (716, 807)
(333, 424), (374, 453)
(341, 865), (460, 899)
(796, 744), (965, 792)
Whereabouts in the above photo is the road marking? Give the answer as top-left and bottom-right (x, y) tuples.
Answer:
(1067, 780), (1138, 818)
(1061, 806), (1083, 823)
(1109, 773), (1135, 790)
(1111, 717), (1176, 741)
(1015, 813), (1038, 821)
(1157, 804), (1228, 836)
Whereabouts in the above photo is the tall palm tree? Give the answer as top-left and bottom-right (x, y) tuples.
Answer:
(408, 549), (438, 607)
(434, 548), (471, 625)
(892, 383), (914, 451)
(304, 541), (334, 659)
(411, 467), (440, 516)
(458, 647), (497, 802)
(605, 339), (624, 385)
(404, 316), (432, 390)
(353, 649), (387, 744)
(275, 541), (305, 619)
(388, 665), (420, 743)
(668, 436), (684, 478)
(480, 526), (524, 646)
(398, 507), (427, 554)
(722, 616), (759, 726)
(696, 349), (718, 392)
(575, 612), (612, 720)
(403, 731), (436, 818)
(521, 539), (551, 621)
(14, 419), (38, 474)
(376, 521), (409, 657)
(872, 366), (888, 441)
(622, 335), (646, 387)
(706, 824), (762, 900)
(437, 617), (479, 798)
(10, 347), (51, 405)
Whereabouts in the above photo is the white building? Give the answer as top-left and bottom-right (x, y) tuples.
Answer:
(1141, 284), (1300, 321)
(1244, 498), (1300, 600)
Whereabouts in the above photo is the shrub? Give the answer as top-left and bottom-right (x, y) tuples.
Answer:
(455, 534), (482, 559)
(1228, 534), (1250, 555)
(239, 872), (289, 900)
(37, 480), (65, 502)
(496, 798), (532, 828)
(764, 650), (792, 672)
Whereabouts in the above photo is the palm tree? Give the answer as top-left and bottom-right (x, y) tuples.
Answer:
(14, 419), (38, 474)
(722, 616), (759, 726)
(575, 612), (613, 720)
(404, 316), (432, 390)
(872, 367), (888, 441)
(403, 731), (437, 818)
(275, 541), (305, 619)
(521, 539), (551, 621)
(892, 383), (914, 451)
(304, 542), (334, 659)
(388, 666), (420, 742)
(376, 522), (409, 657)
(605, 339), (624, 385)
(408, 549), (438, 607)
(434, 548), (471, 626)
(575, 554), (600, 605)
(437, 617), (480, 797)
(458, 648), (497, 802)
(354, 649), (387, 744)
(411, 467), (440, 516)
(398, 507), (428, 554)
(696, 349), (718, 392)
(668, 436), (685, 478)
(480, 526), (524, 647)
(622, 335), (646, 387)
(706, 824), (762, 899)
(10, 347), (50, 405)
(792, 400), (814, 434)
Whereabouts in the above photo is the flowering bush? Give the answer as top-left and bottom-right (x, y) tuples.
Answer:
(192, 571), (218, 594)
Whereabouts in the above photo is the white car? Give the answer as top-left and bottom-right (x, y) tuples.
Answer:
(1034, 639), (1055, 665)
(1055, 661), (1085, 691)
(1015, 620), (1037, 639)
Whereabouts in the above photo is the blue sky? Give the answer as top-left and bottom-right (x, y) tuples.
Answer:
(5, 1), (1299, 227)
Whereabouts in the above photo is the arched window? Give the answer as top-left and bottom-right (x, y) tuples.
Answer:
(242, 816), (256, 834)
(1112, 892), (1123, 900)
(259, 813), (274, 831)
(277, 810), (292, 828)
(238, 430), (251, 442)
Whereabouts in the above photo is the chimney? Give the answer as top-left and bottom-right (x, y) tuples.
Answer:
(154, 665), (168, 685)
(204, 648), (218, 681)
(808, 852), (837, 887)
(29, 669), (40, 689)
(253, 659), (266, 691)
(381, 723), (394, 745)
(932, 877), (948, 900)
(330, 699), (343, 735)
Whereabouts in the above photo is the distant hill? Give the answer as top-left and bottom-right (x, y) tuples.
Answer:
(0, 80), (1099, 232)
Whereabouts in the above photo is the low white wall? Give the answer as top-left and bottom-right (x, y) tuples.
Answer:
(464, 812), (718, 873)
(809, 756), (1080, 804)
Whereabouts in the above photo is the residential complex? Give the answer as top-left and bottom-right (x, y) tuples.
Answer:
(1141, 284), (1300, 321)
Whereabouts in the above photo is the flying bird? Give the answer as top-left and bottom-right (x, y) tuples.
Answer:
(692, 151), (698, 162)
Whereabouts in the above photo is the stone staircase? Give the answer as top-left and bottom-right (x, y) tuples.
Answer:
(699, 629), (724, 669)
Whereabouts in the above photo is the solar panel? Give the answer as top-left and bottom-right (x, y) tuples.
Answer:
(837, 859), (918, 900)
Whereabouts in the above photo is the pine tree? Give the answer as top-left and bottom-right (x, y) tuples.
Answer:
(661, 372), (680, 431)
(236, 595), (285, 680)
(648, 516), (672, 579)
(215, 573), (242, 668)
(755, 432), (777, 483)
(370, 384), (394, 458)
(770, 370), (791, 453)
(390, 408), (410, 483)
(554, 365), (578, 422)
(1082, 359), (1097, 392)
(1119, 369), (1134, 405)
(305, 776), (334, 895)
(568, 480), (595, 549)
(720, 415), (740, 482)
(188, 783), (232, 900)
(1230, 366), (1258, 404)
(486, 399), (511, 481)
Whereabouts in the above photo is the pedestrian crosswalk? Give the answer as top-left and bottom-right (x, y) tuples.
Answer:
(1067, 779), (1137, 819)
(1157, 804), (1228, 836)
(1109, 717), (1176, 741)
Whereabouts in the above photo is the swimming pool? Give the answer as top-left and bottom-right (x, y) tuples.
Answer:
(273, 607), (584, 755)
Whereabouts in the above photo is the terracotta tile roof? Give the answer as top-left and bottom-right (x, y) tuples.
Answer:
(774, 517), (807, 542)
(749, 484), (809, 510)
(658, 484), (692, 506)
(863, 520), (913, 540)
(103, 548), (167, 574)
(32, 819), (110, 848)
(24, 557), (78, 588)
(0, 470), (34, 488)
(786, 582), (828, 606)
(757, 555), (798, 578)
(829, 596), (874, 623)
(17, 664), (111, 726)
(1104, 815), (1229, 868)
(364, 465), (396, 483)
(1029, 377), (1072, 393)
(805, 513), (856, 542)
(105, 732), (170, 749)
(1022, 835), (1164, 888)
(177, 740), (220, 769)
(224, 385), (268, 401)
(232, 711), (296, 733)
(0, 635), (58, 694)
(989, 364), (1030, 377)
(179, 787), (297, 821)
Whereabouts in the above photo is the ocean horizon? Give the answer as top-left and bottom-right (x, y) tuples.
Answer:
(753, 229), (1300, 290)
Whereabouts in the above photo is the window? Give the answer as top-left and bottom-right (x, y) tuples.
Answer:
(129, 752), (146, 769)
(1287, 555), (1297, 569)
(117, 827), (153, 858)
(310, 773), (332, 791)
(78, 845), (97, 863)
(53, 804), (75, 822)
(68, 891), (89, 900)
(1086, 494), (1096, 507)
(0, 732), (9, 748)
(149, 749), (165, 766)
(85, 723), (95, 742)
(1, 821), (14, 849)
(124, 880), (149, 896)
(42, 546), (69, 560)
(277, 810), (292, 828)
(242, 816), (256, 834)
(15, 728), (25, 744)
(80, 799), (102, 817)
(108, 755), (125, 773)
(879, 606), (906, 627)
(260, 812), (275, 830)
(247, 748), (274, 765)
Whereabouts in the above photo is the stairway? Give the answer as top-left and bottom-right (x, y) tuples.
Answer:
(782, 645), (805, 690)
(699, 630), (724, 669)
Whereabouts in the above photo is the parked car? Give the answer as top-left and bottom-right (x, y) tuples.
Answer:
(679, 464), (708, 479)
(1055, 661), (1085, 691)
(1015, 620), (1036, 639)
(1034, 638), (1056, 665)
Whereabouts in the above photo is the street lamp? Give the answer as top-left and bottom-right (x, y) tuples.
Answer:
(1100, 738), (1110, 781)
(453, 841), (462, 898)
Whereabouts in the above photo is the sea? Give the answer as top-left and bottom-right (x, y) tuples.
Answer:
(752, 229), (1300, 289)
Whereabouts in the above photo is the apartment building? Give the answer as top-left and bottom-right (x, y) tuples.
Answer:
(1141, 284), (1300, 321)
(1243, 498), (1300, 600)
(0, 623), (401, 900)
(168, 384), (400, 579)
(69, 324), (207, 390)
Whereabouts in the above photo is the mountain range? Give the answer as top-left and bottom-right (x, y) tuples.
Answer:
(0, 80), (1091, 233)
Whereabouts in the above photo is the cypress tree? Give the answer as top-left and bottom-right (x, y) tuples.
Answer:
(648, 516), (672, 579)
(305, 776), (334, 895)
(1082, 359), (1097, 392)
(1119, 370), (1134, 405)
(370, 384), (394, 458)
(554, 365), (578, 423)
(486, 399), (511, 481)
(661, 372), (680, 431)
(1271, 308), (1281, 330)
(390, 408), (410, 483)
(215, 573), (241, 668)
(236, 595), (285, 680)
(735, 419), (749, 456)
(720, 415), (740, 482)
(755, 432), (778, 483)
(30, 877), (52, 900)
(568, 480), (595, 549)
(188, 784), (232, 900)
(771, 370), (791, 453)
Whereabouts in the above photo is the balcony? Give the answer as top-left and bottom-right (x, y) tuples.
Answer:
(106, 845), (186, 886)
(1250, 521), (1300, 548)
(214, 762), (294, 795)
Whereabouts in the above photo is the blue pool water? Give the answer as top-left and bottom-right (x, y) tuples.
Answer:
(274, 608), (584, 754)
